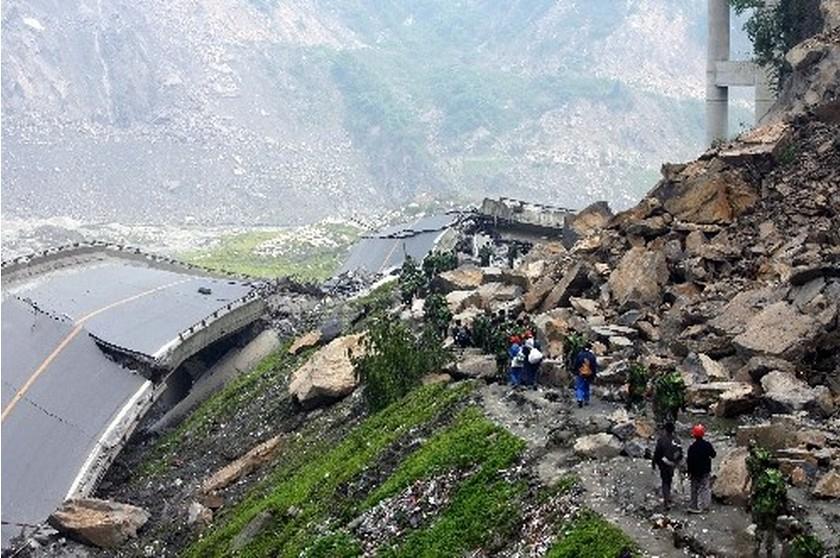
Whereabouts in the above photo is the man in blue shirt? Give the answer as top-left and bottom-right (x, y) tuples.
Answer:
(573, 341), (597, 407)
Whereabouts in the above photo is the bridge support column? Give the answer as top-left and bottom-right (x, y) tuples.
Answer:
(706, 0), (730, 144)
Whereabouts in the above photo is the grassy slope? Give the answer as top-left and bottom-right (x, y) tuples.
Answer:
(181, 223), (361, 281)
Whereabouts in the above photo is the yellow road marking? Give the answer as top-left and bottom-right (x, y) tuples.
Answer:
(1, 278), (192, 422)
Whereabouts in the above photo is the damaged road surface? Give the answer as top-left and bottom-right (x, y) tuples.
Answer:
(1, 249), (263, 548)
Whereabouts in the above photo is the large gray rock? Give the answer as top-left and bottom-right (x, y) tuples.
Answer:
(813, 470), (840, 499)
(455, 351), (497, 380)
(48, 498), (150, 549)
(573, 433), (623, 459)
(445, 290), (477, 313)
(713, 448), (750, 504)
(709, 287), (786, 337)
(733, 302), (820, 358)
(686, 382), (754, 409)
(607, 247), (669, 308)
(681, 352), (729, 383)
(435, 265), (484, 293)
(760, 371), (828, 413)
(288, 333), (365, 408)
(523, 276), (556, 312)
(540, 263), (591, 312)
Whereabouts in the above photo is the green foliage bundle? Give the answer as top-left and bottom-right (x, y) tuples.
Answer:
(423, 293), (452, 337)
(422, 250), (458, 279)
(751, 468), (787, 528)
(652, 371), (686, 423)
(353, 315), (451, 411)
(398, 255), (425, 304)
(789, 534), (826, 558)
(563, 331), (587, 371)
(729, 0), (819, 90)
(626, 362), (650, 410)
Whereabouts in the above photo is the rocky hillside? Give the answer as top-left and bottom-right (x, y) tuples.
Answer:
(2, 0), (750, 226)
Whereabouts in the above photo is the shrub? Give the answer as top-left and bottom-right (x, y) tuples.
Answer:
(422, 250), (458, 280)
(398, 255), (425, 304)
(626, 362), (650, 411)
(423, 293), (452, 337)
(652, 371), (686, 424)
(353, 315), (451, 411)
(789, 534), (825, 558)
(563, 331), (587, 372)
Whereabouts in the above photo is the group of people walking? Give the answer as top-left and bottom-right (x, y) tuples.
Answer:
(652, 422), (717, 513)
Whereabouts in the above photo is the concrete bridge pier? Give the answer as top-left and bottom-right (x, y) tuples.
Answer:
(706, 0), (730, 145)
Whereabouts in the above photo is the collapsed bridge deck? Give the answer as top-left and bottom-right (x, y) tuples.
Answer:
(1, 245), (265, 547)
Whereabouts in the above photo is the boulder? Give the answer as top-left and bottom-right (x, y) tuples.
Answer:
(715, 383), (760, 417)
(523, 276), (556, 312)
(733, 302), (820, 358)
(534, 311), (572, 358)
(573, 433), (623, 459)
(538, 358), (570, 387)
(500, 268), (530, 289)
(565, 201), (613, 242)
(653, 161), (757, 225)
(518, 259), (547, 285)
(709, 287), (786, 337)
(760, 371), (827, 413)
(681, 352), (729, 383)
(48, 498), (150, 549)
(686, 382), (754, 409)
(203, 435), (283, 493)
(288, 333), (365, 408)
(713, 448), (750, 504)
(288, 329), (322, 355)
(435, 265), (484, 292)
(231, 510), (274, 552)
(469, 283), (523, 310)
(570, 297), (600, 317)
(455, 351), (497, 380)
(813, 470), (840, 499)
(736, 420), (798, 450)
(719, 122), (793, 166)
(445, 290), (476, 313)
(540, 263), (591, 312)
(607, 247), (669, 308)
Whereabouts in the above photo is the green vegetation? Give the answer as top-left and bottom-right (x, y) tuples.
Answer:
(353, 315), (451, 412)
(626, 362), (650, 411)
(184, 382), (473, 558)
(372, 407), (526, 557)
(141, 347), (301, 477)
(398, 255), (425, 304)
(547, 510), (638, 558)
(302, 532), (361, 558)
(789, 534), (826, 558)
(423, 293), (452, 337)
(563, 331), (587, 372)
(652, 371), (687, 424)
(182, 223), (361, 281)
(421, 250), (457, 280)
(730, 0), (821, 90)
(365, 407), (525, 507)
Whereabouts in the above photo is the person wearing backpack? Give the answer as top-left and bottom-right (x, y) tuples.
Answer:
(508, 336), (525, 386)
(522, 338), (543, 387)
(573, 341), (597, 407)
(652, 422), (683, 511)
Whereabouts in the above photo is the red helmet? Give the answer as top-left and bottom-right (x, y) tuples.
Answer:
(510, 335), (521, 345)
(692, 424), (706, 439)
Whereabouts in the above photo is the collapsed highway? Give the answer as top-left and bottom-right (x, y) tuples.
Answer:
(0, 244), (265, 547)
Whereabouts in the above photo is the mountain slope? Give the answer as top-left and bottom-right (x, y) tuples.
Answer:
(2, 0), (748, 225)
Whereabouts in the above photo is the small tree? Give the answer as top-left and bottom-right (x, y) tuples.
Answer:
(789, 534), (825, 558)
(652, 371), (686, 424)
(564, 331), (587, 373)
(423, 293), (452, 337)
(626, 362), (650, 411)
(422, 250), (457, 280)
(398, 255), (424, 304)
(353, 315), (451, 411)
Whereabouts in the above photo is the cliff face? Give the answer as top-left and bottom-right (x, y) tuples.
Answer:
(2, 0), (740, 226)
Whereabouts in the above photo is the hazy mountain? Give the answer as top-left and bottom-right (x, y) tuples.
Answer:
(1, 0), (752, 226)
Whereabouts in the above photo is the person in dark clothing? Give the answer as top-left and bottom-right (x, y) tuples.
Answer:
(573, 342), (597, 407)
(652, 422), (682, 510)
(451, 320), (472, 348)
(686, 423), (716, 513)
